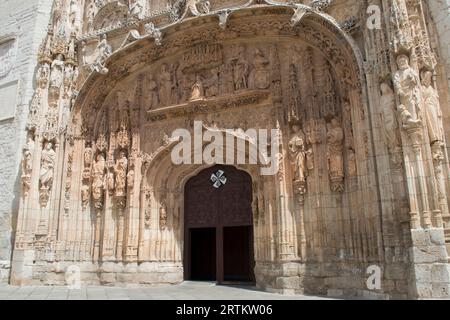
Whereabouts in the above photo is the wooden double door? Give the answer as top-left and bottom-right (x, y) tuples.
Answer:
(184, 165), (255, 283)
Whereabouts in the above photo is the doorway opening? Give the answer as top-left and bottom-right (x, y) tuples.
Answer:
(184, 165), (255, 284)
(190, 228), (216, 281)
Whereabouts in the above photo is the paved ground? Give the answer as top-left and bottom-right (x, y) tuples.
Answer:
(0, 281), (335, 300)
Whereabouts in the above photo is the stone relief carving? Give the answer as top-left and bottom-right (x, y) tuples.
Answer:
(0, 39), (16, 78)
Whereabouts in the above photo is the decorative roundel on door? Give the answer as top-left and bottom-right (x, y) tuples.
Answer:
(210, 170), (227, 189)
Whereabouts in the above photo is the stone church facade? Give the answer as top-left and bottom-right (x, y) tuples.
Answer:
(1, 0), (450, 299)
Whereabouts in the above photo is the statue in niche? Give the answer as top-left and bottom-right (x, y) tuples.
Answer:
(421, 70), (444, 146)
(64, 65), (74, 93)
(205, 67), (219, 97)
(380, 82), (401, 151)
(80, 41), (87, 66)
(22, 132), (35, 193)
(160, 201), (167, 230)
(233, 46), (249, 91)
(38, 63), (50, 88)
(145, 189), (152, 227)
(127, 168), (134, 189)
(40, 142), (56, 191)
(97, 34), (112, 63)
(190, 74), (204, 101)
(288, 123), (312, 184)
(92, 153), (106, 208)
(129, 0), (144, 19)
(114, 150), (128, 197)
(250, 49), (270, 89)
(393, 54), (422, 122)
(81, 184), (90, 209)
(170, 63), (180, 104)
(86, 0), (97, 33)
(67, 38), (76, 60)
(159, 63), (173, 106)
(146, 74), (159, 110)
(327, 118), (345, 192)
(219, 61), (234, 95)
(69, 0), (81, 32)
(50, 54), (64, 88)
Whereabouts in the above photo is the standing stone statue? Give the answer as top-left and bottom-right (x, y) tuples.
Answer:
(190, 74), (204, 101)
(21, 132), (35, 193)
(40, 142), (56, 191)
(114, 151), (128, 197)
(233, 46), (249, 91)
(327, 118), (345, 192)
(146, 74), (159, 110)
(219, 61), (234, 95)
(251, 49), (270, 89)
(92, 153), (106, 208)
(160, 201), (168, 230)
(86, 0), (97, 32)
(380, 82), (400, 151)
(97, 34), (112, 65)
(421, 70), (444, 145)
(159, 64), (172, 106)
(393, 54), (422, 121)
(288, 124), (308, 183)
(50, 54), (64, 88)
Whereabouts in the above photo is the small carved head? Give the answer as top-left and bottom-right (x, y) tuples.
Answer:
(396, 54), (410, 70)
(420, 70), (433, 86)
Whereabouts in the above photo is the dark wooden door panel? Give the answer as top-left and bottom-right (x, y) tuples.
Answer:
(184, 165), (255, 283)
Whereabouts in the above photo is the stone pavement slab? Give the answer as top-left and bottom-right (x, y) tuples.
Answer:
(0, 281), (336, 300)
